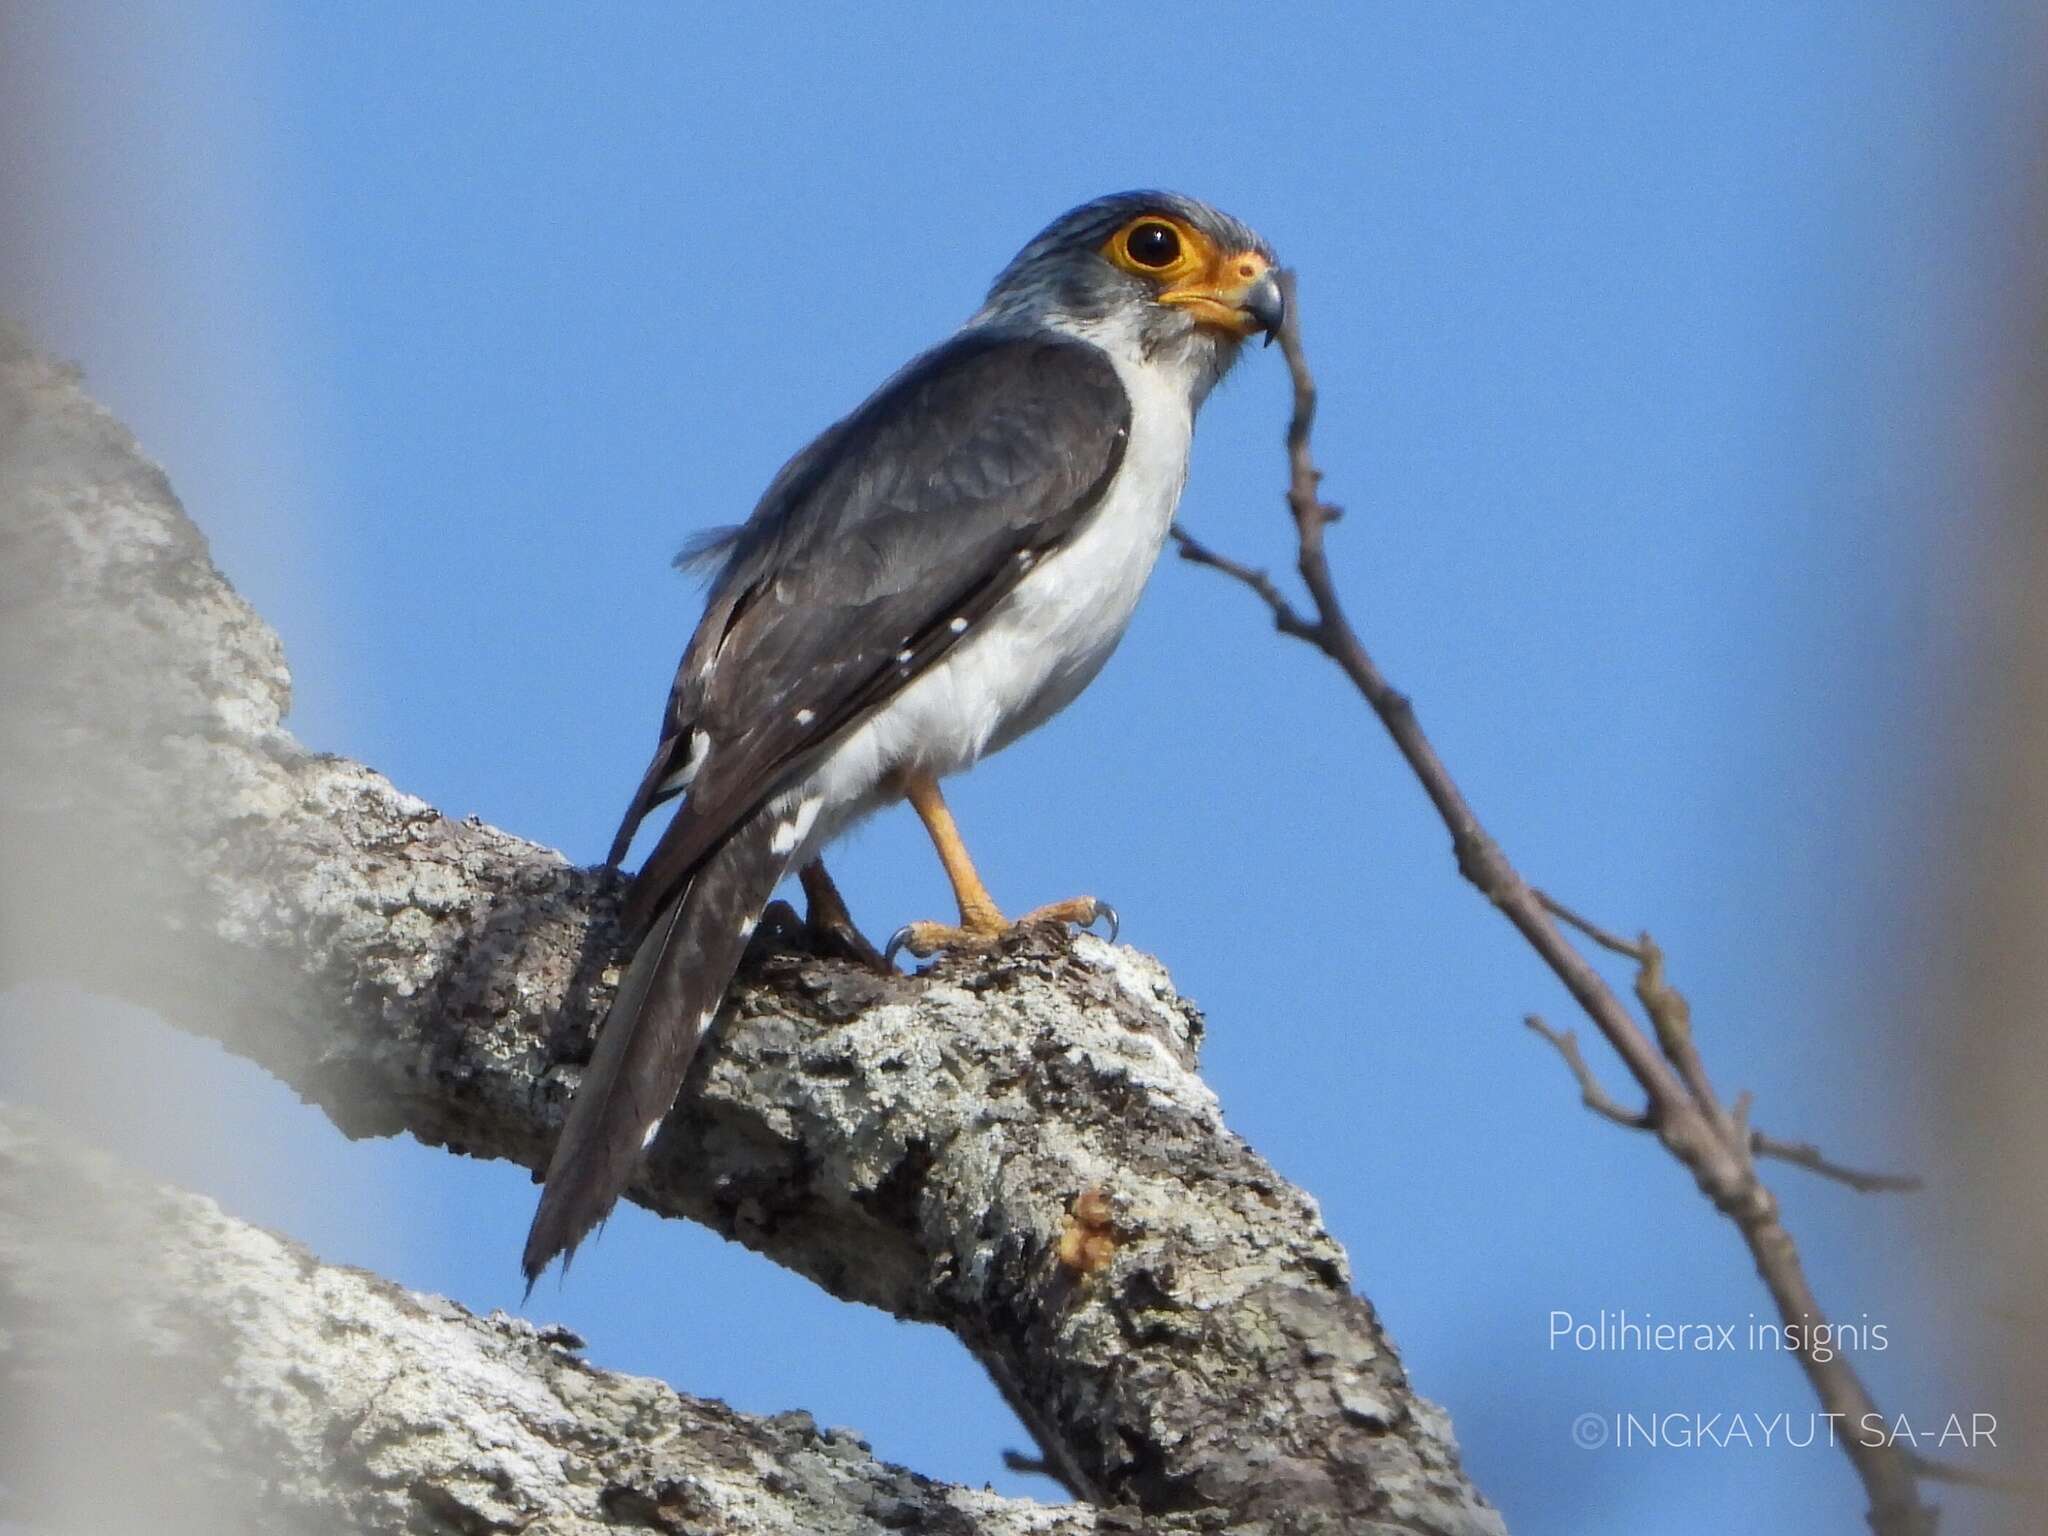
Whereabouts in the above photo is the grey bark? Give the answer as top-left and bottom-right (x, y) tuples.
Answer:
(0, 320), (1504, 1535)
(0, 1104), (1107, 1535)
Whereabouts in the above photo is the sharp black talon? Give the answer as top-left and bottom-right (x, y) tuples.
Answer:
(883, 924), (917, 967)
(808, 917), (890, 971)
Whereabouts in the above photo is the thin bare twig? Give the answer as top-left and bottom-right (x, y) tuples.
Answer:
(1535, 889), (1647, 960)
(1166, 528), (1321, 642)
(1749, 1132), (1923, 1195)
(1536, 889), (1920, 1192)
(1178, 268), (1942, 1536)
(1523, 1015), (1651, 1129)
(1527, 1014), (1921, 1193)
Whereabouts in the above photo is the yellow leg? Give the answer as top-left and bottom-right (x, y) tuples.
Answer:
(904, 772), (1007, 934)
(890, 772), (1114, 960)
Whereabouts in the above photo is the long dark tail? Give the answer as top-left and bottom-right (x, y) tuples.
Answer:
(522, 807), (792, 1286)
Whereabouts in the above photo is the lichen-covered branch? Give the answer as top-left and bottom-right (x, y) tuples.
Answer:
(0, 1105), (1109, 1536)
(0, 322), (1502, 1534)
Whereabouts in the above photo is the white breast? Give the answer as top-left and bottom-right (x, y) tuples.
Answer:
(968, 362), (1192, 755)
(791, 333), (1198, 858)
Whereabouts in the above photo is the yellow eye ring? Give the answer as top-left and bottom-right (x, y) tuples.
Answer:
(1101, 214), (1206, 281)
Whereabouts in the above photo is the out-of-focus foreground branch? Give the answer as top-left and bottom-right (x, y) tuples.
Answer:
(1932, 141), (2048, 1536)
(1172, 271), (1943, 1536)
(0, 321), (1504, 1535)
(0, 1105), (1106, 1536)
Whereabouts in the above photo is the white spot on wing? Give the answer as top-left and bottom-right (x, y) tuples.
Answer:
(641, 1119), (663, 1150)
(895, 648), (914, 663)
(771, 795), (824, 857)
(792, 795), (822, 840)
(794, 708), (815, 726)
(658, 729), (716, 796)
(948, 617), (967, 634)
(738, 914), (757, 939)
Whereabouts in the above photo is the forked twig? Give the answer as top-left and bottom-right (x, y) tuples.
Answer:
(1174, 269), (1943, 1536)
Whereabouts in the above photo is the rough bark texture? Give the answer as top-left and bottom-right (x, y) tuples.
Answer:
(0, 1105), (1106, 1536)
(0, 320), (1503, 1535)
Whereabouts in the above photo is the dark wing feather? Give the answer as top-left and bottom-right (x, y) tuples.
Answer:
(615, 332), (1131, 931)
(524, 803), (794, 1284)
(603, 428), (858, 866)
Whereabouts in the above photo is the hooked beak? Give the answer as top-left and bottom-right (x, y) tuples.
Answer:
(1242, 270), (1286, 346)
(1159, 251), (1285, 345)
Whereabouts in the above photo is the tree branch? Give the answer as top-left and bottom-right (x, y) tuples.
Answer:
(1521, 1015), (1652, 1130)
(1532, 895), (1920, 1192)
(1526, 1013), (1921, 1194)
(1172, 271), (1943, 1536)
(0, 322), (1504, 1535)
(0, 1104), (1125, 1536)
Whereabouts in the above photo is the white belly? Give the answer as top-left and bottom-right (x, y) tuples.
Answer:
(791, 358), (1193, 856)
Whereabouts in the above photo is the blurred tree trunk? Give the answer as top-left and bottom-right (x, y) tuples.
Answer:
(1936, 135), (2048, 1536)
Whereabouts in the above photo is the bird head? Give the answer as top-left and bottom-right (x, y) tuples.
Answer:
(973, 191), (1282, 394)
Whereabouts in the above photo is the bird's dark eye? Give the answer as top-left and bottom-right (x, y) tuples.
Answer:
(1124, 221), (1181, 269)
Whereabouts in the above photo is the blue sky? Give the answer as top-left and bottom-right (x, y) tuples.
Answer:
(4, 4), (2039, 1531)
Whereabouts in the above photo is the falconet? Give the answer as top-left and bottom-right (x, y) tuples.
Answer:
(523, 190), (1282, 1284)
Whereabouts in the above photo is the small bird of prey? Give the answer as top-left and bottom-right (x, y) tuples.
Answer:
(523, 190), (1282, 1284)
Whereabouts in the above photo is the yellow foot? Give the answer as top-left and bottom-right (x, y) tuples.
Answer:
(884, 897), (1118, 964)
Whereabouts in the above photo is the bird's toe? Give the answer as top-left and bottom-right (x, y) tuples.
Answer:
(1017, 896), (1118, 943)
(884, 919), (1000, 965)
(886, 899), (1118, 968)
